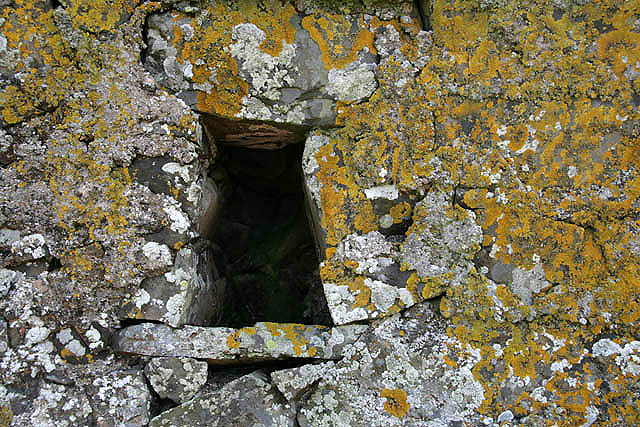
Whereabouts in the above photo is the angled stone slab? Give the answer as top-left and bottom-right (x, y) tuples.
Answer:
(114, 322), (367, 364)
(150, 370), (295, 427)
(120, 246), (225, 328)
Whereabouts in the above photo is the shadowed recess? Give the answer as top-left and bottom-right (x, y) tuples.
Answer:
(202, 115), (332, 328)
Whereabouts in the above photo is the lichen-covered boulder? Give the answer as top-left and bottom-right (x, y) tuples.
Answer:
(7, 382), (93, 427)
(88, 369), (152, 426)
(271, 361), (336, 403)
(120, 245), (225, 327)
(296, 304), (487, 426)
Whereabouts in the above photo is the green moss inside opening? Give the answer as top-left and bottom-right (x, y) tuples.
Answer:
(205, 116), (331, 328)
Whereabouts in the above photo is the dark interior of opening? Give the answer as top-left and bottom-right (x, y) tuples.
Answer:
(204, 116), (332, 328)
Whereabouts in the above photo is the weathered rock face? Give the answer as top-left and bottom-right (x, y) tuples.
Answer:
(296, 304), (487, 426)
(143, 2), (382, 126)
(120, 245), (225, 327)
(149, 370), (296, 427)
(115, 322), (367, 363)
(1, 0), (639, 425)
(144, 357), (208, 404)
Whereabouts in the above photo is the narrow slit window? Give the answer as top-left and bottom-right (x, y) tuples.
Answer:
(201, 114), (331, 328)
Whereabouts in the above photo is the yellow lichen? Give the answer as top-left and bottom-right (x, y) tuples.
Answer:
(302, 14), (377, 71)
(380, 388), (410, 418)
(226, 333), (241, 349)
(0, 406), (12, 427)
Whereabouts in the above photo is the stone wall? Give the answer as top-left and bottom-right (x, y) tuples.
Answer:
(0, 0), (638, 425)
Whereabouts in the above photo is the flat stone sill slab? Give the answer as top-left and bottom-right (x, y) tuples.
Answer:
(115, 322), (367, 364)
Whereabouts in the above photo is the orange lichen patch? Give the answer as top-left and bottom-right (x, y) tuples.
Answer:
(240, 327), (257, 335)
(0, 406), (12, 427)
(165, 1), (298, 117)
(389, 202), (411, 223)
(0, 85), (36, 124)
(177, 11), (248, 118)
(250, 2), (297, 56)
(264, 322), (282, 337)
(421, 276), (445, 300)
(597, 18), (640, 79)
(601, 365), (640, 425)
(60, 348), (73, 360)
(380, 388), (410, 418)
(264, 323), (312, 356)
(349, 276), (372, 309)
(443, 354), (458, 368)
(313, 142), (367, 246)
(302, 13), (377, 70)
(0, 0), (71, 123)
(64, 0), (137, 33)
(353, 200), (377, 233)
(60, 346), (93, 364)
(60, 242), (105, 281)
(48, 151), (132, 232)
(226, 326), (260, 349)
(226, 333), (241, 349)
(432, 0), (488, 53)
(406, 273), (421, 301)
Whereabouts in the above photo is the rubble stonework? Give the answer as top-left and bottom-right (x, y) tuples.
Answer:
(0, 0), (639, 425)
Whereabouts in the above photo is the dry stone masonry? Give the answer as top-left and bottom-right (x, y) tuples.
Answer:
(0, 0), (639, 425)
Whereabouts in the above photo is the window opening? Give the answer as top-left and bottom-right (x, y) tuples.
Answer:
(202, 114), (332, 328)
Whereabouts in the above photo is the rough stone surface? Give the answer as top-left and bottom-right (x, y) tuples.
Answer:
(8, 382), (93, 427)
(120, 245), (225, 327)
(149, 370), (296, 427)
(144, 357), (208, 404)
(271, 361), (336, 402)
(0, 0), (639, 425)
(143, 4), (380, 127)
(296, 304), (486, 426)
(88, 369), (152, 426)
(116, 322), (367, 364)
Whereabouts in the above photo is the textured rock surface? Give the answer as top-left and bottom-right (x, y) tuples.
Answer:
(0, 0), (639, 425)
(149, 370), (296, 427)
(120, 245), (225, 327)
(297, 304), (487, 426)
(116, 322), (367, 363)
(143, 2), (382, 126)
(271, 360), (336, 402)
(88, 369), (152, 426)
(144, 357), (208, 403)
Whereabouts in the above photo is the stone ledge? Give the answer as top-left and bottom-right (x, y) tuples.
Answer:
(114, 322), (367, 364)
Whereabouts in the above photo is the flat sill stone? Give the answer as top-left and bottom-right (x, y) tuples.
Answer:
(114, 322), (367, 365)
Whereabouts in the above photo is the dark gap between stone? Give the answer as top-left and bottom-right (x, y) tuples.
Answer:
(202, 115), (332, 328)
